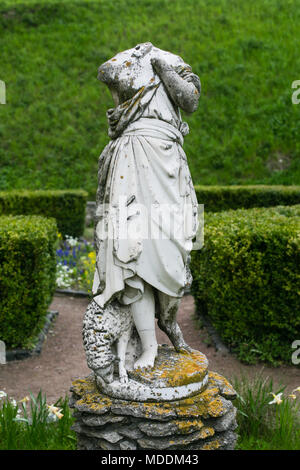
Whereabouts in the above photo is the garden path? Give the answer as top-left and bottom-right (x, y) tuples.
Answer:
(0, 294), (299, 404)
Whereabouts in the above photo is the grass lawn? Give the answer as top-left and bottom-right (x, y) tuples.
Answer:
(0, 0), (300, 198)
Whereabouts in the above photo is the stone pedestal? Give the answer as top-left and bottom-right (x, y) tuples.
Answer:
(70, 368), (238, 450)
(95, 345), (209, 402)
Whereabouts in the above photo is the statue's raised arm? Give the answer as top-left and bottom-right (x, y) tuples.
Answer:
(150, 53), (201, 113)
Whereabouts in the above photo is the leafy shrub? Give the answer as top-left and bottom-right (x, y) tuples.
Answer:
(195, 185), (300, 213)
(0, 190), (88, 238)
(0, 215), (57, 348)
(191, 205), (300, 365)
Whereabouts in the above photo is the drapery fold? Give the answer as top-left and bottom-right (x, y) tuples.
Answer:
(93, 117), (198, 309)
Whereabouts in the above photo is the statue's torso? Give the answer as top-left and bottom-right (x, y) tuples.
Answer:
(98, 42), (185, 105)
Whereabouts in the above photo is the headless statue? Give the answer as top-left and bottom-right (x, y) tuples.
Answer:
(83, 43), (200, 384)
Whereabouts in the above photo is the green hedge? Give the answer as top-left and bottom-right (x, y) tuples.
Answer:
(194, 185), (300, 213)
(0, 215), (57, 349)
(0, 190), (88, 238)
(191, 204), (300, 365)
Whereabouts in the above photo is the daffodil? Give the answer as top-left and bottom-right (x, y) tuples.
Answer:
(0, 391), (7, 399)
(292, 387), (300, 393)
(289, 394), (297, 400)
(269, 392), (283, 405)
(47, 404), (59, 414)
(19, 396), (30, 403)
(47, 404), (64, 419)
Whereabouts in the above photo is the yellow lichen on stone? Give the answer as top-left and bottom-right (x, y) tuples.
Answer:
(142, 401), (175, 419)
(206, 397), (225, 418)
(176, 419), (204, 433)
(199, 427), (215, 439)
(71, 371), (228, 421)
(156, 352), (207, 387)
(208, 371), (236, 398)
(71, 377), (113, 412)
(197, 386), (219, 402)
(202, 439), (221, 450)
(175, 401), (208, 419)
(129, 347), (208, 388)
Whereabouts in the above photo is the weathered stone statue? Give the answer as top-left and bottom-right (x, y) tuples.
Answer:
(84, 42), (200, 393)
(71, 43), (237, 450)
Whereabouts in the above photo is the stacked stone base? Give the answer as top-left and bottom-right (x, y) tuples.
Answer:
(70, 372), (238, 451)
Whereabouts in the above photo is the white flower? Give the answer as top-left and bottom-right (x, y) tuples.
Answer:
(47, 404), (63, 419)
(292, 387), (300, 393)
(65, 236), (78, 247)
(0, 391), (7, 399)
(269, 392), (283, 405)
(56, 264), (74, 288)
(10, 398), (17, 407)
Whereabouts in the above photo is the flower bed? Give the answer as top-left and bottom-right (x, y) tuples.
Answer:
(55, 234), (95, 294)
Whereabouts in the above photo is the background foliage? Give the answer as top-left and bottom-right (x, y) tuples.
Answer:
(0, 215), (57, 348)
(195, 185), (300, 212)
(191, 204), (300, 365)
(0, 189), (87, 237)
(0, 0), (300, 198)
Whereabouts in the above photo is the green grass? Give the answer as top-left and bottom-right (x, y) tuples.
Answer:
(0, 0), (300, 198)
(0, 391), (76, 450)
(234, 375), (300, 450)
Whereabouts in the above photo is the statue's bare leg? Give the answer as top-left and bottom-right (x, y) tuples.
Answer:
(131, 283), (158, 369)
(157, 291), (191, 353)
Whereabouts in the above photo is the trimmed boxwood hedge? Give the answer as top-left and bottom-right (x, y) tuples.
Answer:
(0, 190), (88, 238)
(194, 185), (300, 213)
(191, 204), (300, 365)
(0, 215), (57, 349)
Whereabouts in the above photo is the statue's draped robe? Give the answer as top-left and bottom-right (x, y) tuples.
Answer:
(93, 54), (200, 308)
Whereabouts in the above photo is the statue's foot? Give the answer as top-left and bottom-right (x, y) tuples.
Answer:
(134, 348), (158, 370)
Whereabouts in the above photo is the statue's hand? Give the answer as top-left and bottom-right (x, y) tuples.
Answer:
(150, 56), (173, 76)
(119, 362), (128, 384)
